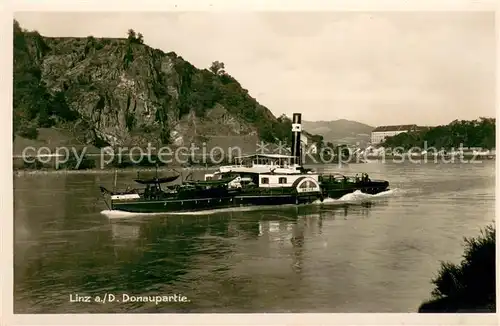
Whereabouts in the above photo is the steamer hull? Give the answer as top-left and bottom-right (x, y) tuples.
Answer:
(104, 177), (389, 214)
(110, 190), (322, 214)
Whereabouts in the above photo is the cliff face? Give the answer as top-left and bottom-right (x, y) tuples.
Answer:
(13, 21), (290, 149)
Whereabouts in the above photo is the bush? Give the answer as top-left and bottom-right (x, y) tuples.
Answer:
(18, 126), (39, 140)
(56, 151), (96, 170)
(105, 154), (167, 169)
(127, 29), (143, 44)
(23, 159), (45, 170)
(419, 224), (495, 312)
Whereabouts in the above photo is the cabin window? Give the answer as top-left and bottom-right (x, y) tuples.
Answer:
(278, 177), (287, 184)
(206, 176), (213, 180)
(261, 177), (269, 184)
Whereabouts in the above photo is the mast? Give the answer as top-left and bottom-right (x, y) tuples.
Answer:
(113, 169), (118, 192)
(291, 113), (302, 166)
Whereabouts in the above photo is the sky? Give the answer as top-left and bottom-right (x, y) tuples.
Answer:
(14, 11), (496, 127)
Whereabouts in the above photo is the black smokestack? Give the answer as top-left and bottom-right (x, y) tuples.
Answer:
(291, 113), (302, 166)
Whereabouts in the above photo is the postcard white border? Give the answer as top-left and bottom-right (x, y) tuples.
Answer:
(2, 0), (499, 325)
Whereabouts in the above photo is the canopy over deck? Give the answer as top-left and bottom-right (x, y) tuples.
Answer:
(134, 175), (180, 185)
(185, 177), (236, 186)
(235, 153), (296, 159)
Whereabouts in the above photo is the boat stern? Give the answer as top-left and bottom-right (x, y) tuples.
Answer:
(109, 193), (141, 210)
(371, 179), (390, 190)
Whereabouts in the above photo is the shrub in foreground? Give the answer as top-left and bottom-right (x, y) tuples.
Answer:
(418, 224), (495, 312)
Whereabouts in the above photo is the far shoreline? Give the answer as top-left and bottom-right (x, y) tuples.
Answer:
(13, 165), (217, 177)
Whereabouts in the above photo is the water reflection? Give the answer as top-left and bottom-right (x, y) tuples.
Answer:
(111, 223), (141, 241)
(106, 204), (383, 282)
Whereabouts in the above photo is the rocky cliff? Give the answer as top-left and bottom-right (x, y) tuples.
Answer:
(13, 21), (292, 150)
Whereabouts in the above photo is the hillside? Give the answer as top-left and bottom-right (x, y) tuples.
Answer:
(13, 21), (295, 153)
(302, 119), (374, 146)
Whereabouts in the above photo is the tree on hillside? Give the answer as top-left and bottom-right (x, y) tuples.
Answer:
(137, 33), (144, 44)
(14, 19), (21, 33)
(210, 61), (226, 75)
(127, 29), (136, 40)
(127, 29), (144, 44)
(311, 134), (324, 148)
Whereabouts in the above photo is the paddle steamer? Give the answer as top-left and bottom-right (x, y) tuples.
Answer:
(100, 113), (389, 213)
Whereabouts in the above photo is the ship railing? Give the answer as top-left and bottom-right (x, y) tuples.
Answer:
(245, 185), (296, 195)
(320, 173), (377, 185)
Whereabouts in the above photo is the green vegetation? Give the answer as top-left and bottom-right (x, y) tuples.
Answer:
(418, 224), (495, 312)
(106, 155), (168, 169)
(56, 151), (96, 170)
(20, 151), (96, 171)
(174, 59), (294, 144)
(127, 29), (144, 44)
(382, 118), (496, 150)
(22, 158), (47, 170)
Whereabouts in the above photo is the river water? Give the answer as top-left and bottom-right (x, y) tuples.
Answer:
(14, 160), (495, 313)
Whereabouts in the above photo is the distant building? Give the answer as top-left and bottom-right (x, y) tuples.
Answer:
(370, 124), (428, 144)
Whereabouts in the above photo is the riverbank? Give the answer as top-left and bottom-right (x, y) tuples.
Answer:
(362, 153), (495, 160)
(13, 166), (217, 177)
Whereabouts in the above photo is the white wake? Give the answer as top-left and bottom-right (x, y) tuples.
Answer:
(313, 188), (404, 205)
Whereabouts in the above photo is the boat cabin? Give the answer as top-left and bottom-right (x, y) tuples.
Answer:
(235, 154), (295, 168)
(203, 153), (320, 190)
(206, 154), (308, 179)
